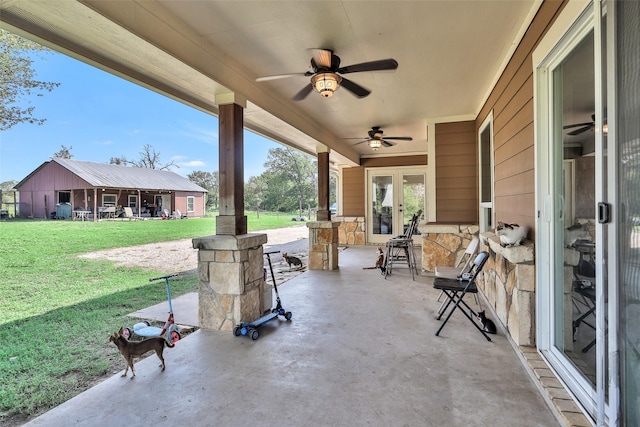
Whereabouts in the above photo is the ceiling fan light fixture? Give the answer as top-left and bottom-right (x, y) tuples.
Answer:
(368, 138), (382, 150)
(311, 73), (342, 97)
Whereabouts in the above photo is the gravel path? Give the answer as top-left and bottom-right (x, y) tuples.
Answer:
(78, 225), (310, 279)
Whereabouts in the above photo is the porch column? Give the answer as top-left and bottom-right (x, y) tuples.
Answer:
(92, 188), (98, 222)
(194, 93), (268, 331)
(216, 93), (247, 235)
(317, 148), (330, 221)
(307, 146), (339, 270)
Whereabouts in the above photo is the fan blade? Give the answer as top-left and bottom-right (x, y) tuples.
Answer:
(381, 140), (395, 147)
(563, 121), (594, 129)
(310, 48), (333, 69)
(351, 139), (368, 146)
(340, 77), (371, 98)
(292, 84), (314, 101)
(256, 72), (308, 82)
(568, 125), (593, 136)
(382, 136), (413, 141)
(338, 59), (398, 74)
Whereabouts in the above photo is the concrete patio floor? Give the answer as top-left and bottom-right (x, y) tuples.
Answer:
(26, 246), (560, 427)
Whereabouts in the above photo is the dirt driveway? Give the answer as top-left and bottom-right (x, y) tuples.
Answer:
(78, 225), (310, 281)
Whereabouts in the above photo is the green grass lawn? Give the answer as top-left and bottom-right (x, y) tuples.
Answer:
(0, 213), (302, 422)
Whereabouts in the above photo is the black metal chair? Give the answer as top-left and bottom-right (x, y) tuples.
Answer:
(435, 237), (480, 314)
(383, 210), (422, 280)
(571, 241), (596, 352)
(433, 251), (491, 341)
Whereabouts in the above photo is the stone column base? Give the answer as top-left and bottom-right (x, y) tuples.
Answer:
(306, 221), (339, 270)
(192, 233), (267, 331)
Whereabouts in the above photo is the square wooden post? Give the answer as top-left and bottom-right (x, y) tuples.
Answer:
(217, 98), (247, 235)
(317, 150), (330, 221)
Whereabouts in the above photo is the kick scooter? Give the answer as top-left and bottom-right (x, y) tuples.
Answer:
(121, 274), (181, 344)
(234, 250), (292, 340)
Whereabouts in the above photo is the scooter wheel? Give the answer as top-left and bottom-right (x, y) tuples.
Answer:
(251, 330), (259, 340)
(169, 330), (181, 344)
(234, 326), (242, 337)
(285, 311), (292, 321)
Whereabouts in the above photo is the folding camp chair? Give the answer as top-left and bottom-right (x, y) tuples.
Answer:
(435, 237), (479, 279)
(383, 210), (422, 280)
(435, 237), (480, 313)
(433, 251), (491, 341)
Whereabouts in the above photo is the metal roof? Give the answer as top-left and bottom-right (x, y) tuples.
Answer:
(51, 158), (207, 192)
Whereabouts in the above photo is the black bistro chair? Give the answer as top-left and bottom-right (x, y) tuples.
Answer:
(433, 251), (491, 341)
(383, 210), (422, 281)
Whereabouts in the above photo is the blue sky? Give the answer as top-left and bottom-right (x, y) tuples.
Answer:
(0, 49), (280, 183)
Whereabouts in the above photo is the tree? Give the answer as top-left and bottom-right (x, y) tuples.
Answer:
(263, 147), (316, 215)
(53, 145), (73, 159)
(109, 144), (177, 170)
(0, 180), (19, 217)
(0, 29), (60, 131)
(245, 175), (268, 217)
(109, 156), (127, 166)
(258, 171), (293, 213)
(188, 170), (219, 210)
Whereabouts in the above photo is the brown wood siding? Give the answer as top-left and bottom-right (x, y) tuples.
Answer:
(341, 155), (427, 217)
(475, 0), (566, 239)
(435, 121), (477, 223)
(341, 167), (365, 216)
(360, 155), (427, 168)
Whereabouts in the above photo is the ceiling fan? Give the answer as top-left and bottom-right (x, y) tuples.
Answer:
(563, 114), (595, 136)
(346, 126), (413, 150)
(255, 49), (398, 100)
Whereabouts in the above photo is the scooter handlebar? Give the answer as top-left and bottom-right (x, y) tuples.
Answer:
(149, 273), (179, 282)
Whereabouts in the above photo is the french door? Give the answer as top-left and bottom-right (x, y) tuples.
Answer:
(366, 167), (425, 245)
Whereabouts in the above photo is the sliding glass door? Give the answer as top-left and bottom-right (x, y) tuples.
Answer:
(535, 2), (610, 422)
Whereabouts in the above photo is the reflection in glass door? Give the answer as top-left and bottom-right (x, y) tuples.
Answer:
(551, 30), (600, 387)
(371, 174), (394, 237)
(401, 173), (426, 239)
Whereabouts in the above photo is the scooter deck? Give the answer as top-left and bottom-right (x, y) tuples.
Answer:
(247, 311), (279, 328)
(134, 325), (163, 337)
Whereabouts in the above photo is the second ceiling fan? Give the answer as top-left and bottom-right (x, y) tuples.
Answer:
(346, 126), (413, 150)
(564, 113), (595, 136)
(256, 49), (398, 100)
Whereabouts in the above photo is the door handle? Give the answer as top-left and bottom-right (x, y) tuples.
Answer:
(598, 202), (611, 224)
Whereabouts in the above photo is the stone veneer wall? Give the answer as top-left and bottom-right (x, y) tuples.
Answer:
(418, 224), (479, 272)
(335, 216), (365, 245)
(477, 232), (536, 346)
(307, 221), (339, 270)
(193, 234), (267, 332)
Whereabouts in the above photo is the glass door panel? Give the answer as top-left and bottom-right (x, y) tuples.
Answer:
(371, 174), (394, 237)
(401, 173), (425, 241)
(552, 30), (598, 386)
